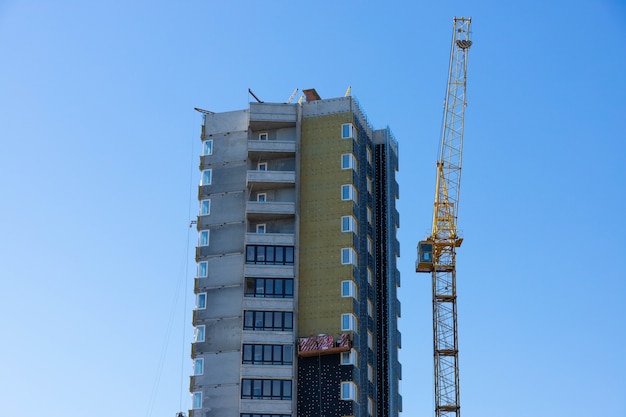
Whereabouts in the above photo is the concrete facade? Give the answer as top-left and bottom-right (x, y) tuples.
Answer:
(190, 94), (401, 417)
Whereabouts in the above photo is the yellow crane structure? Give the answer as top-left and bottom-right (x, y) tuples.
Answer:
(416, 17), (472, 417)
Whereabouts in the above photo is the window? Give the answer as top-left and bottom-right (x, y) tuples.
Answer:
(258, 162), (267, 171)
(242, 344), (293, 365)
(367, 177), (372, 194)
(199, 230), (209, 246)
(243, 310), (294, 331)
(341, 248), (357, 266)
(341, 313), (357, 331)
(341, 153), (357, 171)
(341, 184), (357, 202)
(368, 299), (373, 317)
(201, 169), (212, 185)
(367, 268), (373, 285)
(340, 381), (357, 401)
(341, 348), (357, 366)
(197, 261), (208, 278)
(368, 364), (374, 382)
(194, 325), (205, 342)
(341, 216), (357, 233)
(200, 199), (211, 215)
(342, 123), (354, 139)
(367, 147), (372, 164)
(196, 293), (207, 310)
(368, 331), (373, 349)
(241, 414), (290, 417)
(246, 245), (295, 265)
(245, 278), (294, 298)
(241, 379), (292, 400)
(367, 207), (373, 224)
(202, 140), (213, 156)
(341, 280), (357, 299)
(256, 224), (266, 234)
(368, 397), (374, 416)
(192, 392), (202, 409)
(259, 132), (268, 140)
(367, 237), (373, 255)
(194, 358), (204, 375)
(257, 193), (267, 202)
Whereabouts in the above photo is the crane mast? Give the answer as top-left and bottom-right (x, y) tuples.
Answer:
(417, 17), (472, 417)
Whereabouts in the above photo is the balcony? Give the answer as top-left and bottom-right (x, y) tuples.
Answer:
(246, 201), (295, 221)
(245, 232), (295, 246)
(247, 170), (295, 187)
(248, 140), (296, 158)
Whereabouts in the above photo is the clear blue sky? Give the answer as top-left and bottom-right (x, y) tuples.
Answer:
(1, 1), (625, 416)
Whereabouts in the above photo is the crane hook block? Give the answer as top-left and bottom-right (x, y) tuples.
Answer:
(416, 241), (434, 273)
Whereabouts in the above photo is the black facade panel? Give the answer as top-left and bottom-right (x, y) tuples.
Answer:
(297, 354), (353, 417)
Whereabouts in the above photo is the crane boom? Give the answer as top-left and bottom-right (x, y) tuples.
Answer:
(417, 17), (472, 417)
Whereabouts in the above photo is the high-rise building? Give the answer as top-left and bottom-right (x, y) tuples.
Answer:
(190, 89), (401, 417)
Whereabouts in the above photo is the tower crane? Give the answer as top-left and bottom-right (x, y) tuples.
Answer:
(416, 17), (472, 417)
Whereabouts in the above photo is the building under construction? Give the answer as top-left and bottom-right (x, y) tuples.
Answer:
(190, 89), (402, 417)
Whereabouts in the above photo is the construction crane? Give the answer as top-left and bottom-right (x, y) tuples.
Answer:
(416, 17), (472, 417)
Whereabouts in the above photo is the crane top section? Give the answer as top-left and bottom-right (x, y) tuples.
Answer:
(432, 17), (472, 240)
(417, 17), (472, 273)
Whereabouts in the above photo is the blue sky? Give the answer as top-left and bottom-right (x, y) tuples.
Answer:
(1, 1), (625, 416)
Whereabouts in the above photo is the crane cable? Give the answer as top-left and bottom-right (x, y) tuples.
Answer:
(144, 112), (197, 417)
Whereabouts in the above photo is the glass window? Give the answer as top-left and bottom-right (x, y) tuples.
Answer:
(256, 224), (266, 234)
(367, 147), (372, 164)
(341, 280), (356, 299)
(201, 169), (212, 185)
(341, 348), (357, 366)
(368, 397), (374, 416)
(367, 177), (372, 193)
(367, 237), (373, 254)
(367, 207), (373, 224)
(342, 123), (354, 139)
(199, 230), (209, 246)
(243, 311), (294, 331)
(258, 162), (267, 171)
(341, 313), (356, 331)
(341, 216), (356, 233)
(194, 358), (204, 375)
(367, 268), (373, 285)
(197, 261), (208, 278)
(194, 325), (205, 342)
(368, 331), (373, 349)
(368, 299), (373, 317)
(200, 199), (211, 215)
(341, 154), (356, 171)
(341, 184), (357, 202)
(368, 364), (374, 382)
(341, 248), (356, 265)
(340, 381), (356, 401)
(192, 392), (202, 409)
(202, 140), (213, 156)
(257, 193), (266, 202)
(241, 379), (292, 400)
(196, 293), (207, 310)
(259, 132), (268, 140)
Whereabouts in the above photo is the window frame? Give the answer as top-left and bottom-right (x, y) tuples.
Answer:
(199, 230), (210, 247)
(256, 224), (266, 234)
(341, 280), (357, 299)
(196, 292), (207, 310)
(200, 169), (212, 186)
(241, 379), (292, 400)
(200, 199), (211, 216)
(197, 261), (208, 278)
(340, 381), (357, 401)
(368, 299), (373, 317)
(368, 364), (374, 382)
(341, 184), (357, 202)
(194, 325), (205, 342)
(368, 330), (373, 349)
(202, 140), (213, 156)
(341, 215), (357, 233)
(341, 123), (355, 139)
(194, 358), (204, 375)
(259, 132), (268, 141)
(243, 310), (294, 331)
(341, 248), (357, 266)
(341, 153), (357, 171)
(244, 277), (294, 298)
(242, 344), (294, 365)
(341, 313), (357, 332)
(257, 193), (267, 202)
(258, 162), (268, 171)
(192, 392), (202, 409)
(340, 348), (358, 366)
